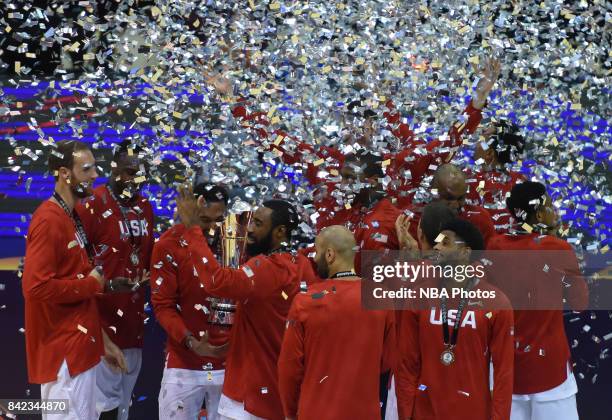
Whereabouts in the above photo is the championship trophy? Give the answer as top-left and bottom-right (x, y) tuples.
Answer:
(207, 210), (252, 329)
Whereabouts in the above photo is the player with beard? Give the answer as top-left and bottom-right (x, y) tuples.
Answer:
(176, 190), (316, 420)
(151, 183), (230, 420)
(487, 182), (588, 420)
(74, 140), (154, 419)
(395, 219), (514, 420)
(278, 225), (396, 420)
(22, 140), (129, 420)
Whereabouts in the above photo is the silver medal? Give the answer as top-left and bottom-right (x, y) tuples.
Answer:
(131, 252), (140, 266)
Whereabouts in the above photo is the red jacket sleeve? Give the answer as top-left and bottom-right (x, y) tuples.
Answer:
(490, 309), (514, 420)
(150, 240), (193, 344)
(383, 99), (416, 146)
(395, 310), (421, 420)
(183, 226), (287, 300)
(278, 297), (306, 418)
(541, 240), (589, 311)
(22, 216), (102, 303)
(563, 258), (588, 311)
(448, 101), (483, 147)
(232, 103), (343, 186)
(391, 101), (483, 186)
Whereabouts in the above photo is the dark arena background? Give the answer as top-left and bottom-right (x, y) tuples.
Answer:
(0, 1), (610, 419)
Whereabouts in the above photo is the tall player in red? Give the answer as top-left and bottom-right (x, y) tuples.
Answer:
(151, 183), (230, 420)
(23, 140), (127, 420)
(395, 219), (514, 420)
(488, 182), (588, 420)
(176, 193), (316, 420)
(278, 225), (396, 420)
(75, 140), (154, 420)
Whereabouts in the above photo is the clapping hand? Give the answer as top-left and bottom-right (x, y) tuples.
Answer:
(176, 184), (204, 228)
(395, 214), (419, 252)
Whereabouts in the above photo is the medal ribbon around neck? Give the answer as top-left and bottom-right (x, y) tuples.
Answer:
(53, 191), (95, 263)
(440, 278), (475, 365)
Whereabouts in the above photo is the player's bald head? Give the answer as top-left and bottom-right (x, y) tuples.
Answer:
(432, 163), (467, 197)
(433, 164), (465, 188)
(316, 225), (356, 261)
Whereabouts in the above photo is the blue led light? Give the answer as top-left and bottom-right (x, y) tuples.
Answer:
(1, 86), (609, 247)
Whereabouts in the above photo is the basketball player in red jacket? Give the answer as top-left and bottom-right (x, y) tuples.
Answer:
(22, 140), (128, 420)
(75, 140), (154, 420)
(467, 120), (526, 233)
(402, 163), (496, 247)
(395, 219), (514, 420)
(278, 225), (396, 420)
(488, 181), (588, 420)
(176, 191), (316, 420)
(233, 58), (501, 228)
(151, 183), (230, 420)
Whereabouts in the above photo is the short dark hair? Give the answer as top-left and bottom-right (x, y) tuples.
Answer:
(420, 202), (456, 247)
(491, 120), (525, 164)
(440, 219), (485, 253)
(506, 181), (547, 221)
(113, 140), (143, 163)
(48, 140), (90, 181)
(194, 183), (229, 205)
(344, 150), (384, 178)
(263, 199), (299, 238)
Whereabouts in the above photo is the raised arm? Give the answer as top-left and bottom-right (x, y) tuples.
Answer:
(390, 57), (501, 185)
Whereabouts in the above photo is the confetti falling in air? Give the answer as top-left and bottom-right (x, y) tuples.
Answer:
(0, 0), (610, 398)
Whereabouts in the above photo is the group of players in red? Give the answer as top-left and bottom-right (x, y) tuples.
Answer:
(21, 56), (587, 420)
